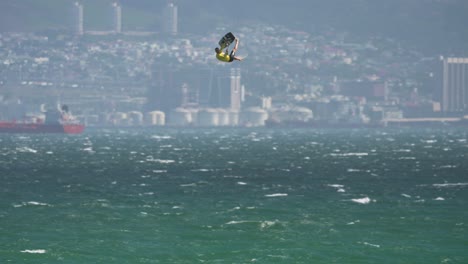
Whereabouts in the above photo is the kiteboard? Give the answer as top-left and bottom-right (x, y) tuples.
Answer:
(235, 53), (248, 61)
(218, 32), (236, 50)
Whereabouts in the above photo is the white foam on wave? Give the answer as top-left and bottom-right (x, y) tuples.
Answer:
(14, 201), (51, 207)
(180, 183), (197, 187)
(433, 183), (468, 188)
(359, 242), (380, 248)
(351, 197), (373, 204)
(328, 184), (346, 192)
(147, 158), (175, 164)
(21, 249), (46, 254)
(347, 168), (371, 173)
(152, 170), (167, 173)
(347, 220), (360, 225)
(437, 165), (457, 169)
(191, 169), (211, 172)
(225, 220), (254, 225)
(328, 184), (344, 188)
(260, 220), (279, 229)
(395, 149), (411, 152)
(399, 157), (416, 160)
(401, 193), (412, 198)
(82, 147), (95, 154)
(434, 197), (445, 201)
(16, 147), (37, 153)
(330, 152), (368, 157)
(151, 135), (172, 140)
(237, 181), (247, 185)
(265, 193), (288, 197)
(225, 220), (280, 229)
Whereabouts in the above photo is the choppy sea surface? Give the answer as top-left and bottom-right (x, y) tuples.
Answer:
(1, 128), (467, 263)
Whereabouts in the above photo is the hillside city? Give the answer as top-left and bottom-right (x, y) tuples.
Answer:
(0, 20), (460, 128)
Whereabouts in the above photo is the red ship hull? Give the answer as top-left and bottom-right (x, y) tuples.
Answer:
(0, 122), (84, 134)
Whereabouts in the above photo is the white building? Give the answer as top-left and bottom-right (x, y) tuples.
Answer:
(163, 2), (178, 35)
(442, 57), (468, 112)
(73, 2), (84, 35)
(112, 2), (122, 33)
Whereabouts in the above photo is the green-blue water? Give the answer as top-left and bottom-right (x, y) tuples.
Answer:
(1, 128), (467, 263)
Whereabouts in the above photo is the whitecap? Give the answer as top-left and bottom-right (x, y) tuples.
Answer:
(337, 188), (346, 193)
(401, 193), (412, 198)
(16, 147), (37, 153)
(191, 169), (211, 172)
(351, 197), (372, 204)
(437, 165), (456, 169)
(330, 152), (368, 157)
(237, 182), (247, 185)
(21, 249), (46, 254)
(153, 159), (175, 164)
(260, 220), (279, 229)
(328, 184), (344, 188)
(265, 193), (288, 197)
(151, 135), (172, 140)
(27, 201), (50, 206)
(14, 201), (51, 207)
(434, 197), (445, 201)
(399, 157), (416, 160)
(395, 149), (411, 152)
(433, 183), (468, 188)
(180, 183), (197, 187)
(225, 220), (253, 225)
(360, 242), (380, 248)
(82, 147), (95, 154)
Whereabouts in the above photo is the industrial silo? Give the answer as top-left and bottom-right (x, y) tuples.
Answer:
(240, 107), (268, 126)
(227, 109), (240, 126)
(112, 112), (127, 126)
(128, 111), (144, 126)
(217, 109), (229, 126)
(145, 111), (166, 126)
(197, 108), (219, 127)
(169, 108), (192, 126)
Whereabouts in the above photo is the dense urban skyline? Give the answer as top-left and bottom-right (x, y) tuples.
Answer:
(1, 1), (468, 127)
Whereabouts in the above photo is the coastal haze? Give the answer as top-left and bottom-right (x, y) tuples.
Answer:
(0, 0), (467, 127)
(1, 1), (468, 263)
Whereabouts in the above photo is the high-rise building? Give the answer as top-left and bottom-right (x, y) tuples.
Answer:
(442, 57), (468, 112)
(163, 2), (178, 35)
(214, 68), (242, 109)
(112, 2), (122, 33)
(73, 2), (84, 35)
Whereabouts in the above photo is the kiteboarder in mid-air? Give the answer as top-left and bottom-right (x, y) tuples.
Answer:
(215, 32), (243, 63)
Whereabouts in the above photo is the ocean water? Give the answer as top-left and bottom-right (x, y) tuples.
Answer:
(1, 128), (467, 263)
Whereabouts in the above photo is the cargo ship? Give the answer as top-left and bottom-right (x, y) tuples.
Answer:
(0, 105), (84, 134)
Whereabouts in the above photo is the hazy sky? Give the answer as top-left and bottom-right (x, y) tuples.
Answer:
(1, 0), (467, 53)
